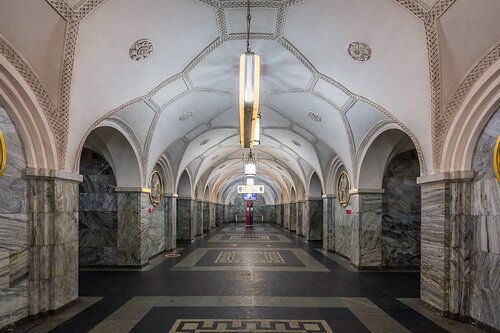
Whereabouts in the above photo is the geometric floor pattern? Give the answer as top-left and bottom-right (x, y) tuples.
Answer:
(8, 223), (486, 333)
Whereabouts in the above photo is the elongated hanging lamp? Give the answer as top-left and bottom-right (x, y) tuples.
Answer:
(239, 0), (260, 148)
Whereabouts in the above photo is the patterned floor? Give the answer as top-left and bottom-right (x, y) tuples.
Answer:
(8, 223), (485, 333)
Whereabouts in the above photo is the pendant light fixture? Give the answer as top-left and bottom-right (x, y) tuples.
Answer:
(239, 0), (261, 149)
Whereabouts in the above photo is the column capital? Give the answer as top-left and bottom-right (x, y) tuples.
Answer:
(25, 167), (83, 182)
(417, 171), (474, 185)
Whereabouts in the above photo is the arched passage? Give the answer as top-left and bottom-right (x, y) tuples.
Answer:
(356, 129), (421, 269)
(177, 170), (195, 241)
(304, 172), (323, 241)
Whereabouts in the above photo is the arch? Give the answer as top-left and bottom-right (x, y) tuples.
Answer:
(203, 185), (210, 202)
(178, 170), (192, 199)
(441, 60), (500, 172)
(81, 125), (142, 188)
(290, 187), (296, 203)
(308, 172), (322, 199)
(0, 54), (58, 170)
(157, 154), (175, 194)
(358, 128), (420, 189)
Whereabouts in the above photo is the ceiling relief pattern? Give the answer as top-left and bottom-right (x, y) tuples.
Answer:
(437, 42), (500, 167)
(2, 0), (496, 201)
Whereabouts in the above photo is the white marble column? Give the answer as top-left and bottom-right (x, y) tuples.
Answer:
(350, 190), (383, 268)
(289, 203), (297, 231)
(323, 195), (335, 251)
(176, 198), (195, 241)
(417, 173), (473, 318)
(164, 194), (177, 250)
(283, 204), (290, 229)
(27, 170), (82, 316)
(115, 188), (151, 267)
(304, 199), (323, 241)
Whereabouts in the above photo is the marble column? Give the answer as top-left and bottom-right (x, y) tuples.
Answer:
(323, 195), (335, 251)
(275, 205), (282, 226)
(216, 204), (223, 226)
(297, 201), (305, 236)
(164, 194), (177, 250)
(195, 201), (203, 235)
(417, 173), (474, 319)
(209, 203), (216, 229)
(27, 170), (81, 316)
(176, 198), (195, 241)
(290, 203), (297, 231)
(305, 199), (323, 241)
(350, 191), (383, 268)
(284, 204), (290, 229)
(116, 189), (151, 267)
(202, 202), (210, 231)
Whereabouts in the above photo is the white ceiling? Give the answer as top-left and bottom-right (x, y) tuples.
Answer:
(1, 0), (499, 203)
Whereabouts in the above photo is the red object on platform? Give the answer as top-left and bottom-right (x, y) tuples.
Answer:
(246, 200), (253, 227)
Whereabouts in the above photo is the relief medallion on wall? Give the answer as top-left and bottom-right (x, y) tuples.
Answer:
(150, 171), (163, 207)
(0, 130), (5, 177)
(494, 134), (500, 183)
(337, 171), (350, 208)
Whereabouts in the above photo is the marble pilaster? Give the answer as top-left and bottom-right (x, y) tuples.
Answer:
(323, 196), (335, 251)
(196, 200), (203, 235)
(283, 204), (290, 229)
(176, 198), (195, 241)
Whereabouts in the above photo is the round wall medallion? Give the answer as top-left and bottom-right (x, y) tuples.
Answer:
(200, 139), (209, 146)
(292, 140), (301, 147)
(129, 39), (154, 61)
(348, 42), (371, 62)
(0, 130), (6, 177)
(337, 171), (350, 208)
(150, 171), (163, 207)
(179, 110), (193, 121)
(494, 134), (500, 183)
(307, 111), (322, 122)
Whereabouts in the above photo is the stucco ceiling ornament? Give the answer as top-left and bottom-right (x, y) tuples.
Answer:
(347, 42), (371, 62)
(149, 171), (163, 207)
(337, 171), (350, 208)
(129, 39), (154, 61)
(307, 111), (322, 122)
(179, 110), (193, 121)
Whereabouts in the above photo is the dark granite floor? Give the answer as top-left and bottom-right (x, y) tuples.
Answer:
(11, 223), (485, 333)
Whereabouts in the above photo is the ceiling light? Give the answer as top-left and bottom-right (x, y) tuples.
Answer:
(244, 150), (256, 177)
(239, 0), (260, 149)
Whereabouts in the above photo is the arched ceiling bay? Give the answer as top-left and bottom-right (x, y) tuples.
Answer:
(2, 0), (499, 202)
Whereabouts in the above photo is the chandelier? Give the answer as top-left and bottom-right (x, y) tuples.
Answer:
(244, 150), (256, 185)
(239, 0), (261, 149)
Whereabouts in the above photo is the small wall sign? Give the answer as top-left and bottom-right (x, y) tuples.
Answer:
(345, 206), (352, 215)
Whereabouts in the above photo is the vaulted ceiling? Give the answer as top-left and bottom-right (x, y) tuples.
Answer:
(0, 0), (499, 204)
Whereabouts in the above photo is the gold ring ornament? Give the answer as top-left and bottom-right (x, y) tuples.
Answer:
(337, 171), (350, 208)
(494, 134), (500, 183)
(0, 130), (6, 177)
(150, 171), (163, 207)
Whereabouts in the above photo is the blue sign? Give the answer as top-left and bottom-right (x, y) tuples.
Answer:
(244, 193), (257, 201)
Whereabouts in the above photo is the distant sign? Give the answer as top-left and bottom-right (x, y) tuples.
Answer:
(244, 193), (257, 201)
(237, 185), (265, 194)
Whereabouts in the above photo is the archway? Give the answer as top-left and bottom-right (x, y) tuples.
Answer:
(177, 170), (195, 241)
(357, 128), (421, 269)
(304, 172), (323, 241)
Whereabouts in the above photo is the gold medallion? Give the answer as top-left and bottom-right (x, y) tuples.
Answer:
(0, 130), (5, 177)
(337, 171), (350, 208)
(150, 171), (163, 207)
(494, 134), (500, 183)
